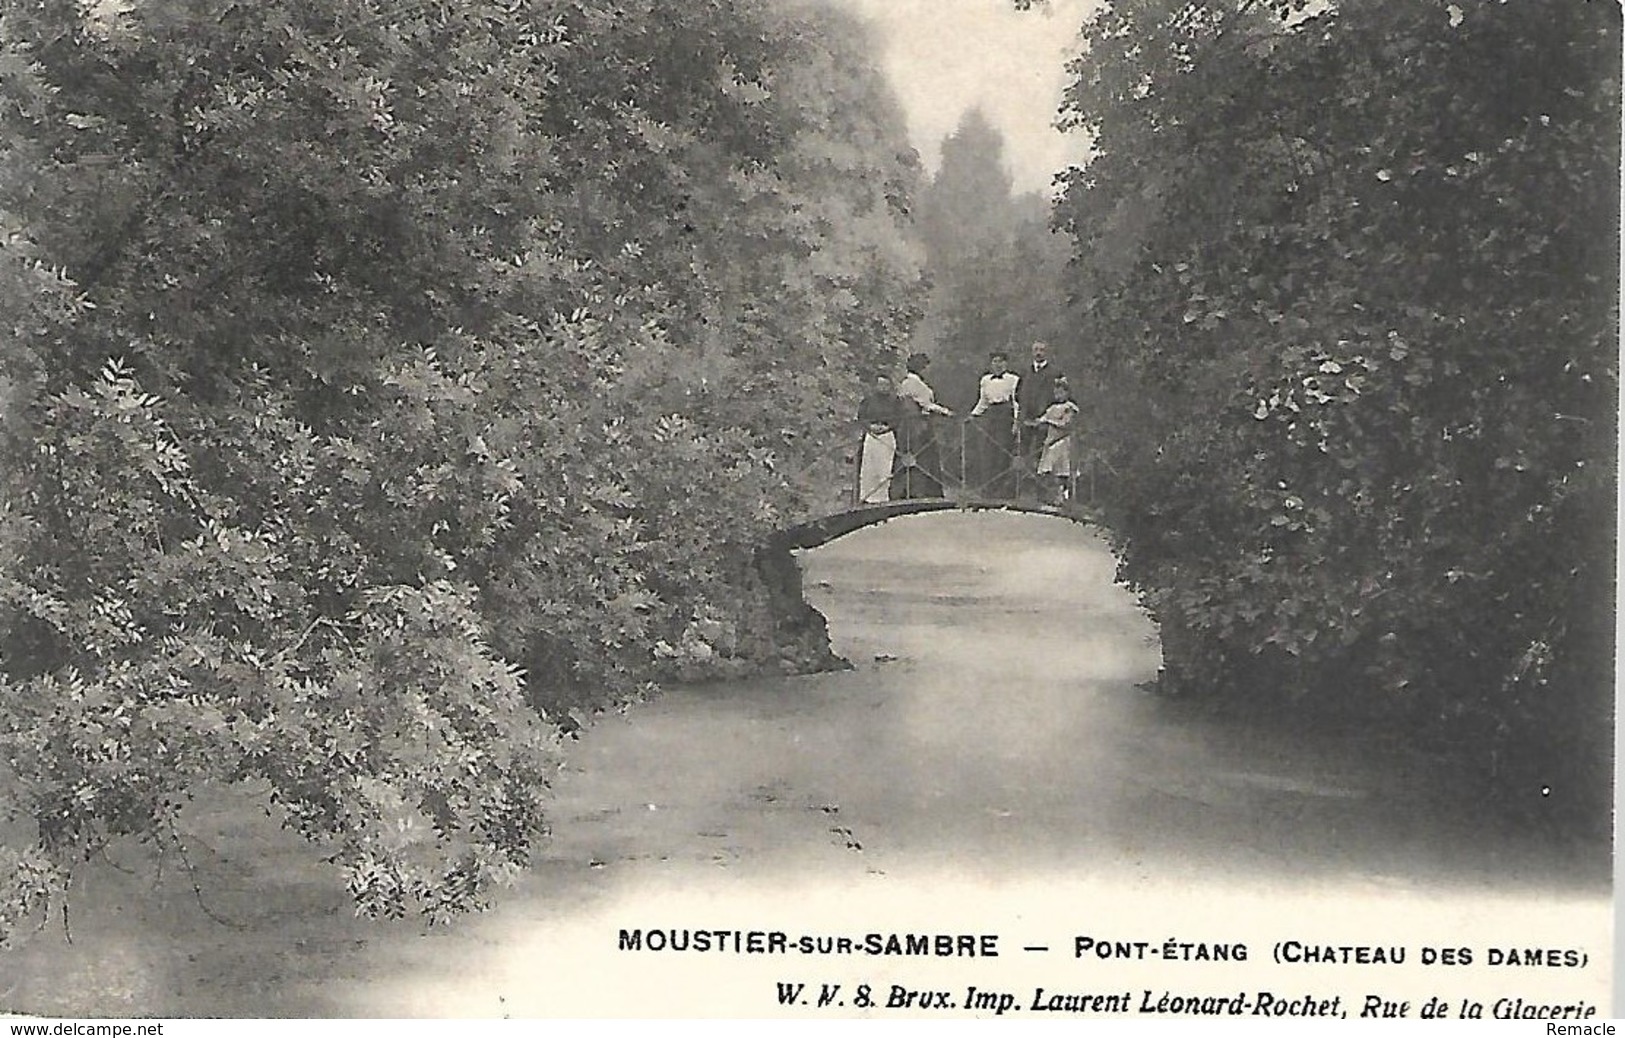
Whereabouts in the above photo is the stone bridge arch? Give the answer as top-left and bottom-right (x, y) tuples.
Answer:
(754, 501), (1097, 671)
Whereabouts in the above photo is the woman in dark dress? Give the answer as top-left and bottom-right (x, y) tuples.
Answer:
(855, 373), (901, 504)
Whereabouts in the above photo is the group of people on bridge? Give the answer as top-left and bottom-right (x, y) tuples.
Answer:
(856, 340), (1079, 508)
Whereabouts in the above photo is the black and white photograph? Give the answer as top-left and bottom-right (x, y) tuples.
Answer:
(0, 0), (1615, 1022)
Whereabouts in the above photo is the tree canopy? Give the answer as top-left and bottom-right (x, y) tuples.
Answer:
(1051, 0), (1618, 823)
(0, 0), (924, 934)
(911, 108), (1072, 413)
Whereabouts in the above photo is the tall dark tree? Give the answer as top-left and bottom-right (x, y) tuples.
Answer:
(916, 108), (1017, 267)
(912, 109), (1071, 419)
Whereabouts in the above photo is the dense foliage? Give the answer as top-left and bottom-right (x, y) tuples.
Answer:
(1054, 0), (1618, 824)
(0, 0), (923, 934)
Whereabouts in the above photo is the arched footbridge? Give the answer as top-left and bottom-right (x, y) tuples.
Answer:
(769, 415), (1105, 551)
(772, 497), (1093, 552)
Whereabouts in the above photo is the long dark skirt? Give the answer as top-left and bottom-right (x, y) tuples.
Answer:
(969, 406), (1017, 500)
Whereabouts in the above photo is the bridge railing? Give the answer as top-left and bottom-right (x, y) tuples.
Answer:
(765, 414), (1112, 535)
(847, 416), (1097, 512)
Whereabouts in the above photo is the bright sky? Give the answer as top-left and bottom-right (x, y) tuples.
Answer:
(823, 0), (1100, 196)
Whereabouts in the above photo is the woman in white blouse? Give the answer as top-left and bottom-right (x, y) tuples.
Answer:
(893, 351), (953, 499)
(968, 350), (1020, 499)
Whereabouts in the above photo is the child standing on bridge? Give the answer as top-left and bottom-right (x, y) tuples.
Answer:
(1028, 377), (1080, 505)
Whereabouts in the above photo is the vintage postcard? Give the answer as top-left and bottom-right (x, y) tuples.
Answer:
(0, 0), (1614, 1023)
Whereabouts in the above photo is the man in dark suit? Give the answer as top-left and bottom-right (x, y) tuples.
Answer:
(1015, 339), (1065, 488)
